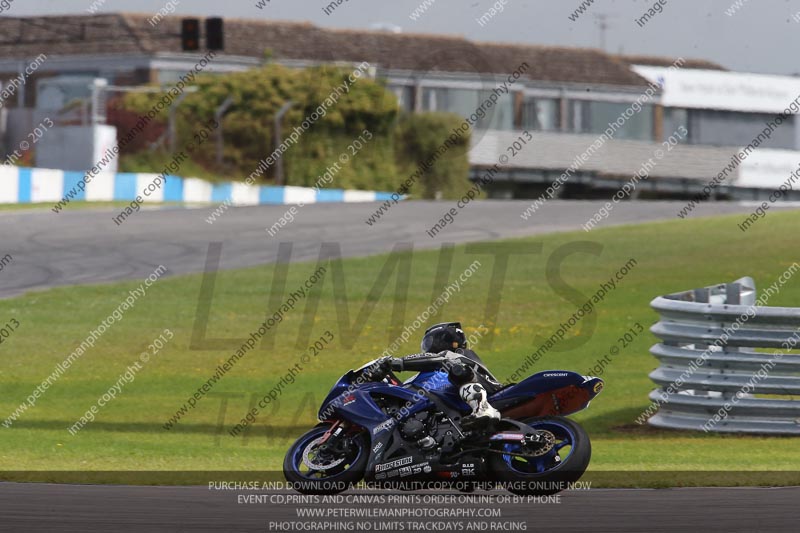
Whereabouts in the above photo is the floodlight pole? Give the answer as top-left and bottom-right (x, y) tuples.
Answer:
(274, 100), (293, 185)
(168, 92), (191, 153)
(215, 96), (234, 167)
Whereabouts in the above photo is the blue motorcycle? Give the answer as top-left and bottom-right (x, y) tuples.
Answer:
(284, 356), (603, 495)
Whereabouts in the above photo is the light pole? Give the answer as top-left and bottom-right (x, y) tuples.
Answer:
(273, 100), (293, 185)
(215, 96), (234, 167)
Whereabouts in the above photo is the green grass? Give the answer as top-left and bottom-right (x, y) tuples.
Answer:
(0, 201), (150, 212)
(2, 209), (800, 486)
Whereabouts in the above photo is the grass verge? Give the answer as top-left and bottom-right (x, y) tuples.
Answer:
(1, 209), (800, 485)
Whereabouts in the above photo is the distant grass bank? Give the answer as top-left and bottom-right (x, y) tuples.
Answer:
(0, 201), (156, 212)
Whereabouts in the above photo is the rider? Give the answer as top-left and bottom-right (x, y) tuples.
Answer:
(373, 322), (502, 428)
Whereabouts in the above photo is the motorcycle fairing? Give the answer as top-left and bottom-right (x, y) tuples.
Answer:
(490, 370), (604, 418)
(318, 369), (478, 480)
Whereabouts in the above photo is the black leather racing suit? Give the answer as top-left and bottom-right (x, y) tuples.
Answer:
(392, 349), (503, 395)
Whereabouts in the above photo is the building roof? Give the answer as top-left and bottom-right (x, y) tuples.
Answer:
(620, 54), (727, 71)
(0, 13), (652, 88)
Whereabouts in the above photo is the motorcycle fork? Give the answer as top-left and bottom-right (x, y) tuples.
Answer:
(318, 420), (343, 445)
(319, 420), (362, 456)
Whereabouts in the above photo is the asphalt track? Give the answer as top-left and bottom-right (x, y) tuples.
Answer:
(0, 199), (788, 299)
(1, 483), (798, 532)
(2, 199), (799, 532)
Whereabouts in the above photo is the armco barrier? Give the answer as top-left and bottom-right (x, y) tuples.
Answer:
(0, 165), (396, 205)
(647, 276), (800, 434)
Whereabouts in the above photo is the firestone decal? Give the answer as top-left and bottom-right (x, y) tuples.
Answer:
(375, 456), (413, 472)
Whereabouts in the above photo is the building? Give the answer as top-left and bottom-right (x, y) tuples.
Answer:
(0, 13), (797, 199)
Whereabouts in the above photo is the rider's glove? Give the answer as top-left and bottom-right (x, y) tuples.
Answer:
(366, 356), (393, 381)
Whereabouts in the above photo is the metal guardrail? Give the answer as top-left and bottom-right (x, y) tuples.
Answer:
(648, 276), (800, 434)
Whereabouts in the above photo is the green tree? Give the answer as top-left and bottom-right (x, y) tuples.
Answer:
(118, 64), (398, 187)
(395, 113), (472, 199)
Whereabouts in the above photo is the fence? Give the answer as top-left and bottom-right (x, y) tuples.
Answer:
(647, 276), (800, 434)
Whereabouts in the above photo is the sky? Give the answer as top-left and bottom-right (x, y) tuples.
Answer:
(6, 0), (800, 76)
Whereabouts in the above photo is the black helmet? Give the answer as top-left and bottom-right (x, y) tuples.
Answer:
(421, 322), (467, 353)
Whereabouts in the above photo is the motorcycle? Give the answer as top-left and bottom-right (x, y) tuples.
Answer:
(283, 356), (603, 495)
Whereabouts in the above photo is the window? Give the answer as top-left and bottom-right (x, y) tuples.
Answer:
(422, 87), (478, 117)
(522, 97), (560, 131)
(663, 107), (689, 144)
(568, 100), (589, 133)
(421, 87), (514, 130)
(685, 109), (795, 149)
(388, 84), (414, 112)
(36, 75), (102, 111)
(478, 89), (513, 130)
(567, 100), (654, 141)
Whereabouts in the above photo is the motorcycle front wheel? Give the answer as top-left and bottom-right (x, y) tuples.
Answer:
(487, 415), (591, 496)
(283, 422), (369, 495)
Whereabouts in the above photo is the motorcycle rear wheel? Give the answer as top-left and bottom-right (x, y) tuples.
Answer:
(487, 415), (591, 496)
